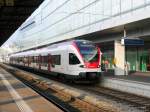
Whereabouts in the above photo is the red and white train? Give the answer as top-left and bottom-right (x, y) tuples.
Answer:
(9, 40), (102, 82)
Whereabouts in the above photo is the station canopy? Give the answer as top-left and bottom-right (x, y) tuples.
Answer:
(0, 0), (43, 46)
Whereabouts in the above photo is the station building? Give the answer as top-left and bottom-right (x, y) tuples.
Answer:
(2, 0), (150, 75)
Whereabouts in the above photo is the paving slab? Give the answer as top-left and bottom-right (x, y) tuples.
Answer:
(0, 67), (63, 112)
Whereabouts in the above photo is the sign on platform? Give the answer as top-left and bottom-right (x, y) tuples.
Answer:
(121, 38), (144, 46)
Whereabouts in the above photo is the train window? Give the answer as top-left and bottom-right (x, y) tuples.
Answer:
(76, 41), (99, 62)
(43, 56), (48, 63)
(33, 56), (36, 63)
(35, 56), (39, 63)
(30, 56), (34, 63)
(17, 57), (19, 62)
(69, 53), (80, 65)
(21, 57), (23, 62)
(41, 56), (48, 66)
(51, 55), (61, 65)
(28, 56), (33, 63)
(33, 56), (38, 63)
(24, 57), (28, 63)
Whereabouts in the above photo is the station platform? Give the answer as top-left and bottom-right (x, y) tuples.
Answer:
(0, 67), (62, 112)
(103, 71), (150, 83)
(101, 72), (150, 98)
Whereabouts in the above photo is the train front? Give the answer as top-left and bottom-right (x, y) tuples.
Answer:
(74, 40), (102, 81)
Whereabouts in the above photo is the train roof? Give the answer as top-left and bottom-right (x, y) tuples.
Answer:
(10, 39), (93, 57)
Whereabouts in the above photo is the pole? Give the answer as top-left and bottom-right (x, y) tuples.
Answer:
(124, 27), (128, 75)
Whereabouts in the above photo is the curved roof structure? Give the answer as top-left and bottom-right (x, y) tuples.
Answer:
(0, 0), (43, 46)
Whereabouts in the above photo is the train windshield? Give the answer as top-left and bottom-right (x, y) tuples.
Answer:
(76, 41), (99, 62)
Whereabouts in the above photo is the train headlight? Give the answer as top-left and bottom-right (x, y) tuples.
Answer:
(79, 65), (86, 68)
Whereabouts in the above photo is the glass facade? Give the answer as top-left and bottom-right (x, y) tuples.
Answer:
(102, 50), (114, 69)
(126, 42), (150, 72)
(100, 41), (150, 72)
(98, 41), (114, 70)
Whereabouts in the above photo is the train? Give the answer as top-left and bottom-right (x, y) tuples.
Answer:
(9, 40), (102, 82)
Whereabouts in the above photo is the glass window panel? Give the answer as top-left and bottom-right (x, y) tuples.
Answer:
(69, 53), (80, 65)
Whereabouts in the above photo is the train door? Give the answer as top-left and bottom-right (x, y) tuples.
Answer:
(48, 54), (51, 72)
(33, 55), (40, 69)
(61, 50), (67, 74)
(23, 56), (25, 66)
(39, 55), (41, 69)
(34, 56), (39, 69)
(28, 56), (30, 67)
(51, 53), (62, 73)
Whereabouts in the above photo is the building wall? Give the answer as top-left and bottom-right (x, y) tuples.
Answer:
(2, 0), (150, 51)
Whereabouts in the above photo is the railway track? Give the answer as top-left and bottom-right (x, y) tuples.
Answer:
(1, 64), (120, 112)
(3, 64), (150, 112)
(77, 86), (150, 112)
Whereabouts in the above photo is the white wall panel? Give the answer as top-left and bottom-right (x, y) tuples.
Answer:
(133, 0), (145, 8)
(121, 0), (132, 12)
(3, 0), (150, 51)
